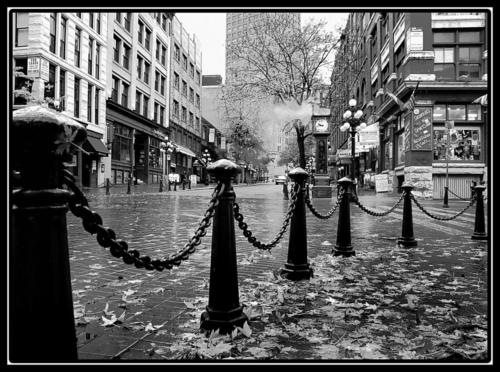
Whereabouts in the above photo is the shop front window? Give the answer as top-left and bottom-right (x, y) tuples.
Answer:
(384, 140), (393, 170)
(148, 138), (161, 168)
(397, 132), (405, 165)
(433, 128), (481, 161)
(112, 124), (132, 162)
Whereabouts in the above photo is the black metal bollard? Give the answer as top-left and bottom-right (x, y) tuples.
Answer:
(11, 106), (85, 362)
(168, 180), (171, 191)
(188, 178), (191, 189)
(398, 182), (418, 247)
(280, 168), (313, 280)
(443, 186), (449, 208)
(333, 177), (355, 257)
(182, 180), (185, 190)
(106, 177), (110, 195)
(127, 176), (131, 194)
(282, 181), (289, 200)
(174, 181), (177, 191)
(159, 178), (163, 193)
(471, 184), (487, 240)
(200, 159), (248, 334)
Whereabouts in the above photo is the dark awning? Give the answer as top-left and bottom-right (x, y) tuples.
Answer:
(83, 137), (109, 156)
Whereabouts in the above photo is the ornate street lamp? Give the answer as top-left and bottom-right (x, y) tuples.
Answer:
(160, 136), (176, 191)
(202, 149), (212, 185)
(340, 98), (367, 198)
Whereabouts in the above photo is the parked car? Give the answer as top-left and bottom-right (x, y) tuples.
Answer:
(275, 176), (287, 185)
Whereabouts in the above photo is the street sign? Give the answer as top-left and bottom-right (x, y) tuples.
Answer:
(445, 120), (455, 129)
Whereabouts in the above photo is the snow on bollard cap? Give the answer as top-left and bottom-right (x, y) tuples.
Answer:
(13, 105), (87, 162)
(207, 159), (241, 181)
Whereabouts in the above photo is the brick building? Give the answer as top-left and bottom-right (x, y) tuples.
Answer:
(330, 12), (489, 198)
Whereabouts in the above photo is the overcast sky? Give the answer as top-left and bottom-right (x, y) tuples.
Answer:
(176, 12), (349, 83)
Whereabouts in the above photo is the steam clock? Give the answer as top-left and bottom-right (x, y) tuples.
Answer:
(311, 118), (332, 198)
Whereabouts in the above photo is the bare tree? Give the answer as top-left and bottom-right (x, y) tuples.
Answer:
(226, 15), (340, 168)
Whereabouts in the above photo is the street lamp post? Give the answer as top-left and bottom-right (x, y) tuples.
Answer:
(202, 149), (212, 185)
(160, 136), (175, 191)
(340, 98), (367, 199)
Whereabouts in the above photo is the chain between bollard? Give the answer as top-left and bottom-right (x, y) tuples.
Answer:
(304, 183), (343, 219)
(233, 183), (301, 250)
(410, 191), (476, 221)
(353, 191), (405, 217)
(61, 166), (224, 271)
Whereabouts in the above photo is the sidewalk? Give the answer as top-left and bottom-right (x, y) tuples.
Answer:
(67, 188), (489, 362)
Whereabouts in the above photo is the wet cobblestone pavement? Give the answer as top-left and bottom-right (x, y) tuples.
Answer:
(66, 183), (489, 362)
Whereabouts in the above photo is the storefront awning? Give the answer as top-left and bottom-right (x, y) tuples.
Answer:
(175, 144), (196, 157)
(83, 137), (109, 156)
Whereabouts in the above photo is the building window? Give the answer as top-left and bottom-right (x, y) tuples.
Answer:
(173, 100), (179, 117)
(196, 94), (200, 108)
(433, 29), (483, 80)
(59, 16), (66, 59)
(74, 77), (80, 117)
(137, 55), (143, 79)
(87, 84), (93, 122)
(143, 95), (149, 117)
(458, 47), (481, 79)
(182, 80), (187, 96)
(161, 45), (167, 66)
(190, 63), (194, 79)
(115, 12), (121, 24)
(154, 102), (159, 122)
(155, 40), (161, 60)
(433, 103), (482, 122)
(161, 14), (167, 31)
(145, 28), (151, 50)
(113, 35), (121, 63)
(135, 91), (142, 114)
(15, 12), (29, 47)
(149, 138), (161, 168)
(447, 104), (466, 121)
(138, 20), (144, 44)
(196, 71), (201, 85)
(159, 106), (165, 125)
(111, 76), (119, 102)
(174, 72), (179, 90)
(88, 37), (94, 75)
(44, 63), (56, 100)
(121, 82), (129, 107)
(189, 112), (194, 126)
(59, 69), (66, 111)
(49, 13), (56, 53)
(182, 54), (188, 70)
(174, 44), (180, 61)
(122, 43), (130, 70)
(95, 44), (100, 79)
(95, 88), (100, 124)
(434, 47), (455, 80)
(181, 106), (187, 122)
(74, 28), (81, 67)
(123, 13), (131, 32)
(154, 71), (159, 91)
(96, 13), (101, 34)
(160, 76), (165, 95)
(433, 128), (481, 161)
(144, 61), (150, 84)
(88, 13), (94, 29)
(189, 88), (194, 103)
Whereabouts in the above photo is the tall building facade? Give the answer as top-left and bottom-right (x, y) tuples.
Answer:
(105, 12), (174, 185)
(12, 12), (109, 187)
(168, 15), (203, 178)
(225, 12), (301, 159)
(330, 12), (489, 198)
